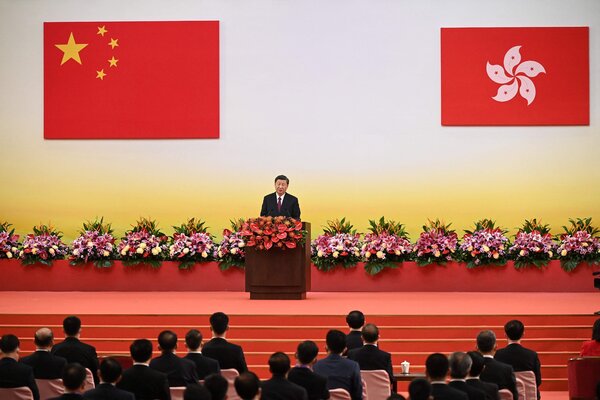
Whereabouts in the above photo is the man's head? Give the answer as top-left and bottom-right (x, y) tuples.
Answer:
(361, 324), (379, 344)
(346, 310), (365, 330)
(235, 371), (261, 400)
(425, 353), (449, 381)
(63, 316), (82, 337)
(62, 363), (87, 392)
(210, 312), (229, 336)
(204, 373), (228, 400)
(0, 334), (20, 358)
(185, 329), (202, 351)
(184, 384), (212, 400)
(158, 330), (177, 353)
(269, 352), (291, 376)
(130, 339), (153, 363)
(99, 357), (122, 384)
(476, 330), (497, 354)
(296, 340), (319, 365)
(409, 378), (432, 400)
(448, 352), (472, 379)
(466, 351), (485, 378)
(325, 330), (347, 355)
(274, 175), (289, 196)
(504, 320), (525, 341)
(34, 327), (54, 349)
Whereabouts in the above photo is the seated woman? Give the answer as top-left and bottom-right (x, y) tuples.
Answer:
(580, 318), (600, 356)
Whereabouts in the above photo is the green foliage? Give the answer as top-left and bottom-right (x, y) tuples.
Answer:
(364, 261), (398, 275)
(130, 217), (164, 236)
(368, 217), (409, 238)
(561, 217), (600, 237)
(519, 218), (551, 235)
(230, 218), (245, 232)
(0, 221), (15, 236)
(80, 217), (113, 236)
(312, 256), (358, 272)
(218, 259), (245, 271)
(422, 218), (454, 234)
(32, 224), (62, 237)
(322, 218), (356, 235)
(464, 219), (507, 235)
(514, 258), (549, 269)
(122, 258), (162, 268)
(173, 218), (210, 235)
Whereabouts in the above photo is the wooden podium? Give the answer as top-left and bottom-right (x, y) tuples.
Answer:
(245, 222), (311, 300)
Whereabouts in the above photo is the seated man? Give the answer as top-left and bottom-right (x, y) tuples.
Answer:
(184, 384), (212, 400)
(116, 339), (170, 400)
(476, 331), (518, 400)
(408, 378), (432, 400)
(202, 312), (248, 373)
(203, 373), (228, 400)
(447, 352), (485, 400)
(465, 352), (499, 400)
(235, 371), (261, 400)
(51, 316), (99, 385)
(313, 330), (363, 400)
(261, 352), (308, 400)
(49, 363), (87, 400)
(83, 357), (134, 400)
(0, 334), (39, 400)
(288, 340), (330, 400)
(21, 328), (67, 379)
(150, 330), (199, 387)
(425, 353), (468, 400)
(347, 323), (393, 383)
(183, 329), (220, 380)
(345, 311), (365, 353)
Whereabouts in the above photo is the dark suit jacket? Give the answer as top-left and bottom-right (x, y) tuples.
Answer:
(116, 364), (171, 400)
(288, 366), (330, 400)
(466, 379), (499, 400)
(149, 353), (198, 387)
(260, 192), (301, 219)
(494, 343), (541, 387)
(49, 394), (84, 400)
(261, 375), (308, 400)
(201, 337), (247, 373)
(480, 357), (517, 400)
(83, 383), (135, 400)
(431, 383), (469, 400)
(183, 352), (220, 380)
(313, 354), (362, 400)
(448, 380), (486, 400)
(0, 357), (40, 400)
(347, 344), (393, 382)
(345, 332), (363, 353)
(21, 350), (67, 379)
(51, 337), (99, 385)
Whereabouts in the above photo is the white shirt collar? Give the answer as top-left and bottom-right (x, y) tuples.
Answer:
(35, 348), (51, 352)
(188, 350), (203, 354)
(431, 380), (447, 385)
(277, 193), (286, 202)
(133, 362), (149, 366)
(450, 378), (466, 382)
(483, 354), (494, 358)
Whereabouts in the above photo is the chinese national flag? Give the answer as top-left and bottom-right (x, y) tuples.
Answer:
(441, 27), (589, 126)
(44, 21), (219, 139)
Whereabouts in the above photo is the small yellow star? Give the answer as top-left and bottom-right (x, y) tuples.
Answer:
(96, 69), (107, 80)
(108, 38), (119, 49)
(108, 56), (119, 67)
(55, 32), (88, 65)
(97, 26), (107, 36)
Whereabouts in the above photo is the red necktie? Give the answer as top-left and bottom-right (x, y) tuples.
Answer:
(277, 197), (282, 212)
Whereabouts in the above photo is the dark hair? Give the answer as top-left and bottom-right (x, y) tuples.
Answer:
(326, 330), (347, 355)
(592, 318), (600, 342)
(130, 339), (153, 363)
(274, 175), (289, 184)
(297, 340), (319, 365)
(408, 378), (432, 400)
(99, 357), (122, 383)
(235, 371), (260, 400)
(504, 320), (525, 341)
(34, 328), (54, 348)
(387, 394), (407, 400)
(361, 324), (379, 344)
(448, 352), (472, 379)
(210, 312), (229, 336)
(0, 334), (19, 353)
(186, 329), (202, 351)
(269, 352), (291, 375)
(62, 363), (87, 390)
(184, 384), (213, 400)
(346, 310), (365, 329)
(63, 316), (82, 336)
(425, 353), (449, 380)
(476, 330), (496, 353)
(204, 373), (228, 400)
(467, 351), (485, 377)
(158, 330), (177, 352)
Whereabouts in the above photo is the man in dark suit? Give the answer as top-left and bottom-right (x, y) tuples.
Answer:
(466, 352), (499, 400)
(261, 352), (308, 400)
(260, 175), (301, 219)
(409, 378), (432, 400)
(494, 320), (541, 398)
(234, 371), (261, 400)
(48, 363), (88, 400)
(345, 311), (365, 353)
(202, 312), (248, 373)
(183, 384), (212, 400)
(0, 334), (39, 400)
(203, 373), (228, 400)
(425, 353), (468, 400)
(288, 340), (330, 400)
(347, 323), (393, 383)
(476, 331), (518, 400)
(116, 339), (171, 400)
(447, 352), (485, 400)
(83, 358), (134, 400)
(150, 330), (198, 387)
(51, 316), (99, 385)
(21, 328), (67, 379)
(183, 329), (220, 380)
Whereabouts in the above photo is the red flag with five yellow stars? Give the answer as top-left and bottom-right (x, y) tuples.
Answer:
(44, 21), (219, 139)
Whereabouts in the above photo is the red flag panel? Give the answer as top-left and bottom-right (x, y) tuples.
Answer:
(441, 27), (589, 126)
(44, 21), (219, 139)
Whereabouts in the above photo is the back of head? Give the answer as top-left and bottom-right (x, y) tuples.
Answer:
(158, 330), (177, 352)
(409, 378), (432, 400)
(361, 323), (379, 344)
(326, 330), (347, 355)
(130, 339), (153, 363)
(186, 329), (202, 351)
(184, 384), (213, 400)
(210, 312), (229, 336)
(99, 357), (122, 384)
(204, 373), (228, 400)
(269, 352), (291, 375)
(346, 310), (365, 329)
(297, 340), (319, 365)
(425, 353), (449, 381)
(235, 371), (260, 400)
(63, 316), (82, 337)
(62, 363), (87, 391)
(504, 320), (525, 341)
(592, 318), (600, 341)
(467, 351), (485, 377)
(448, 352), (472, 379)
(0, 334), (19, 354)
(34, 327), (54, 348)
(388, 394), (407, 400)
(476, 330), (496, 353)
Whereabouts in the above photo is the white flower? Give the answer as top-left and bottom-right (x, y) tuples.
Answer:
(547, 251), (553, 258)
(6, 252), (12, 258)
(201, 251), (208, 258)
(151, 248), (160, 256)
(123, 245), (130, 252)
(136, 247), (144, 254)
(365, 252), (371, 259)
(231, 248), (237, 255)
(52, 245), (58, 250)
(395, 250), (401, 255)
(238, 242), (245, 248)
(103, 250), (110, 257)
(317, 250), (324, 257)
(336, 245), (343, 251)
(218, 251), (223, 258)
(120, 250), (127, 256)
(332, 251), (339, 258)
(376, 251), (384, 259)
(73, 249), (80, 256)
(49, 248), (55, 255)
(11, 247), (17, 252)
(140, 242), (147, 249)
(183, 248), (190, 254)
(87, 241), (94, 248)
(561, 249), (567, 256)
(32, 248), (38, 255)
(434, 250), (441, 257)
(482, 245), (490, 252)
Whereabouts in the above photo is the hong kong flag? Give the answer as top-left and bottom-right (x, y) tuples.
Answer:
(44, 21), (219, 139)
(441, 27), (589, 126)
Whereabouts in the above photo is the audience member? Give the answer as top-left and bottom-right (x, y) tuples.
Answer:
(408, 378), (432, 400)
(0, 334), (40, 400)
(347, 323), (394, 382)
(345, 311), (365, 352)
(447, 352), (485, 400)
(203, 373), (228, 400)
(49, 363), (87, 400)
(234, 371), (261, 400)
(150, 330), (199, 387)
(202, 312), (248, 373)
(476, 331), (517, 400)
(83, 357), (134, 400)
(51, 316), (100, 385)
(261, 352), (308, 400)
(465, 352), (499, 400)
(116, 339), (170, 400)
(184, 384), (213, 400)
(388, 394), (407, 400)
(21, 327), (67, 379)
(580, 318), (600, 356)
(184, 329), (220, 379)
(314, 329), (363, 400)
(288, 340), (330, 400)
(425, 353), (467, 400)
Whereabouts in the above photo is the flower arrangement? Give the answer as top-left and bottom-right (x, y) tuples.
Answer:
(556, 217), (600, 271)
(0, 222), (20, 259)
(509, 219), (555, 269)
(240, 216), (304, 250)
(20, 224), (69, 266)
(311, 218), (362, 271)
(70, 217), (116, 268)
(458, 219), (510, 268)
(169, 218), (216, 270)
(413, 219), (458, 266)
(361, 217), (413, 275)
(117, 218), (168, 268)
(215, 219), (246, 270)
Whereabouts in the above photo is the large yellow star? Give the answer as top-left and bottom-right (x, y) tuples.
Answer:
(97, 26), (108, 36)
(96, 69), (107, 80)
(108, 56), (118, 67)
(55, 33), (88, 65)
(108, 38), (119, 49)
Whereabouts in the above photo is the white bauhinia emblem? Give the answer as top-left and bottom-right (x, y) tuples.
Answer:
(486, 46), (546, 105)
